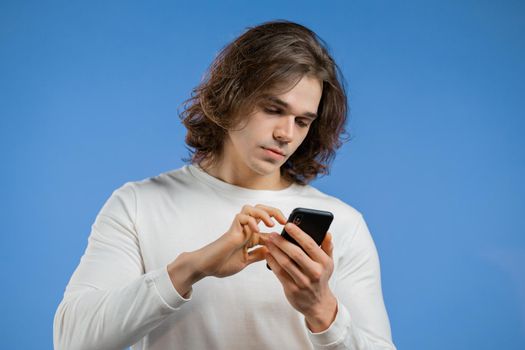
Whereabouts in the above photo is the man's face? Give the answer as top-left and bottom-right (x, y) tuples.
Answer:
(221, 75), (323, 182)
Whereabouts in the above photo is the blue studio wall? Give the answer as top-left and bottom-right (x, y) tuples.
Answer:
(1, 1), (524, 349)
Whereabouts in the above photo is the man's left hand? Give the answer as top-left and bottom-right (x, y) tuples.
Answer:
(264, 223), (337, 333)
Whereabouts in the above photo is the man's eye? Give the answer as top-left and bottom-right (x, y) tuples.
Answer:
(296, 120), (309, 128)
(264, 107), (281, 114)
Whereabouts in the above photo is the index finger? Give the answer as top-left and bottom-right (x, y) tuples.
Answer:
(284, 222), (327, 262)
(254, 204), (287, 225)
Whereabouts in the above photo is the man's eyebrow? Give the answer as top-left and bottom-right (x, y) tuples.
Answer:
(266, 96), (318, 120)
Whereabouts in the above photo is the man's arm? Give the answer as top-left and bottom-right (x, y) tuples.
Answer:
(265, 215), (396, 349)
(54, 184), (285, 350)
(53, 183), (190, 350)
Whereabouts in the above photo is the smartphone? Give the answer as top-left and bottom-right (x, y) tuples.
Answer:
(281, 207), (334, 247)
(267, 207), (334, 270)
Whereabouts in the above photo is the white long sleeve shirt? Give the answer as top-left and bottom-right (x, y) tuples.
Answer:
(54, 164), (395, 350)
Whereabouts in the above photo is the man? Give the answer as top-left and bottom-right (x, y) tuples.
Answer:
(54, 20), (396, 350)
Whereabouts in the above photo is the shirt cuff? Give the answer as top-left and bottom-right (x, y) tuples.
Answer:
(150, 266), (192, 310)
(306, 299), (350, 347)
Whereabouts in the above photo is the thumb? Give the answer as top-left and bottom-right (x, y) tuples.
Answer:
(245, 246), (269, 265)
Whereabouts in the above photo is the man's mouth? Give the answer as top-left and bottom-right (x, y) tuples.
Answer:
(263, 147), (285, 156)
(262, 147), (286, 158)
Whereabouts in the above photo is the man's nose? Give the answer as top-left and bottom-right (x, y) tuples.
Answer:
(273, 116), (294, 143)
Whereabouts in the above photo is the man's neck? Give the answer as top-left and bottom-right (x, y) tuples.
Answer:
(199, 159), (292, 191)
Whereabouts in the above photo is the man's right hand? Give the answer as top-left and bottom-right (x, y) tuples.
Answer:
(167, 204), (286, 296)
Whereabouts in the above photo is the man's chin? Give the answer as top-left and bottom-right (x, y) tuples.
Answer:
(250, 160), (282, 176)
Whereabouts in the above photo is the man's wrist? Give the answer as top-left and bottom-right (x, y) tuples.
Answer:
(167, 251), (205, 297)
(305, 295), (338, 333)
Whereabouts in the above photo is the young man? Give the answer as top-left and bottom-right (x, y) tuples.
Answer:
(54, 21), (396, 350)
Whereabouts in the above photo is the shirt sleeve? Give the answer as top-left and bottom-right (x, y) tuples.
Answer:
(307, 214), (396, 350)
(53, 183), (191, 350)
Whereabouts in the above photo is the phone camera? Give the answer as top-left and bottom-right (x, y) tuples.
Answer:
(293, 215), (303, 225)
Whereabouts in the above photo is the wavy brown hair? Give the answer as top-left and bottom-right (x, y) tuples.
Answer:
(180, 20), (349, 185)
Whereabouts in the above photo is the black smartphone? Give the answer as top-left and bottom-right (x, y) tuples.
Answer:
(267, 207), (334, 270)
(281, 207), (334, 247)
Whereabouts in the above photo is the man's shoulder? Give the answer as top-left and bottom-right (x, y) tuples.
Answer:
(115, 165), (194, 198)
(299, 184), (362, 220)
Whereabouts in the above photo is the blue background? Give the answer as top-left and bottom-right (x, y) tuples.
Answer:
(1, 1), (524, 349)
